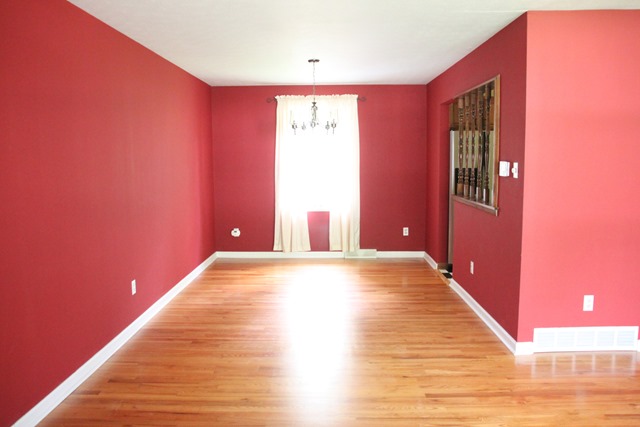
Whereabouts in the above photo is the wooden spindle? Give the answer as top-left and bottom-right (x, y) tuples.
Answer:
(463, 93), (470, 198)
(469, 91), (477, 200)
(483, 82), (492, 204)
(456, 97), (464, 196)
(477, 86), (485, 202)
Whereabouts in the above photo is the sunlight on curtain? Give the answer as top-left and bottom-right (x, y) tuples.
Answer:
(273, 95), (360, 252)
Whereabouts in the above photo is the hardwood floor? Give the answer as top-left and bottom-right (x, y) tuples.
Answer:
(41, 259), (640, 426)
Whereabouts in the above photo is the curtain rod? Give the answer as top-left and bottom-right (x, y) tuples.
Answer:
(266, 96), (366, 103)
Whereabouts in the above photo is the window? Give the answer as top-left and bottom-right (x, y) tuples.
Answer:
(273, 95), (360, 252)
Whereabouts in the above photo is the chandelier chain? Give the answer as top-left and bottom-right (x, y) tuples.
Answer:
(291, 59), (336, 135)
(311, 59), (317, 100)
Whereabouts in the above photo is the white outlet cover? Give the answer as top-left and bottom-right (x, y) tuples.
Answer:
(231, 228), (241, 237)
(511, 162), (519, 178)
(131, 279), (136, 295)
(583, 295), (594, 311)
(499, 161), (510, 177)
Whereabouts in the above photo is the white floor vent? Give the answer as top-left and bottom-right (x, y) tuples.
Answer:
(533, 326), (638, 353)
(345, 249), (377, 258)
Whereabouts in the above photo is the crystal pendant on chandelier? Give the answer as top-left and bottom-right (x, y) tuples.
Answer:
(291, 59), (337, 135)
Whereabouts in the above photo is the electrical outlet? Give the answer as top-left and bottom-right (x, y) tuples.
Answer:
(131, 279), (136, 295)
(403, 227), (409, 236)
(511, 162), (519, 179)
(583, 295), (594, 311)
(470, 261), (474, 274)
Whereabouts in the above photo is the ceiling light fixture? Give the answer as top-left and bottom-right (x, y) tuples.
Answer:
(291, 59), (337, 135)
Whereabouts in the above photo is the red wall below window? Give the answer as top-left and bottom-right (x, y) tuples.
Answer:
(212, 85), (427, 252)
(0, 1), (215, 425)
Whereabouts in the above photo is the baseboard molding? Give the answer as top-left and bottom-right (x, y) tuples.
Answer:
(448, 278), (523, 355)
(215, 251), (345, 259)
(423, 252), (438, 269)
(376, 251), (426, 259)
(216, 251), (426, 259)
(13, 252), (218, 427)
(345, 249), (377, 258)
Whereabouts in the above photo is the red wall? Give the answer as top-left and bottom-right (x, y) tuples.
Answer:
(427, 10), (640, 343)
(212, 85), (427, 252)
(0, 1), (215, 424)
(518, 11), (640, 341)
(426, 16), (528, 338)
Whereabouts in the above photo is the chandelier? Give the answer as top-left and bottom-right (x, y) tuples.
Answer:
(291, 59), (337, 134)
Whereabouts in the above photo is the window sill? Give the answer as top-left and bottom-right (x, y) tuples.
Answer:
(452, 195), (499, 216)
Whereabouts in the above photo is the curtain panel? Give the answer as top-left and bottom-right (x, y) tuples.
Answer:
(273, 94), (360, 253)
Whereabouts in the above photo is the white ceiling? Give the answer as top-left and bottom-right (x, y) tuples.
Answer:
(67, 0), (640, 86)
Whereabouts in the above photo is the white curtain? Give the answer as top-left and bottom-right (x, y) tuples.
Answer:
(273, 94), (360, 253)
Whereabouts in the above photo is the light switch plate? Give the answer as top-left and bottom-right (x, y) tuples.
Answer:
(499, 161), (510, 177)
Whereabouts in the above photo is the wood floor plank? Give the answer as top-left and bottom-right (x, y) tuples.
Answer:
(41, 259), (640, 426)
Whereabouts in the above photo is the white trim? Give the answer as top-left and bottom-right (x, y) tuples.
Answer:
(448, 279), (525, 355)
(637, 340), (640, 352)
(215, 251), (344, 259)
(376, 251), (426, 259)
(215, 251), (426, 259)
(423, 252), (438, 269)
(515, 341), (535, 356)
(345, 249), (377, 259)
(13, 252), (218, 427)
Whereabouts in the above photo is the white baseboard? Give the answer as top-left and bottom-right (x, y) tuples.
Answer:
(423, 252), (438, 269)
(448, 278), (523, 355)
(13, 252), (218, 427)
(215, 251), (345, 259)
(514, 341), (535, 355)
(345, 249), (377, 258)
(216, 251), (426, 259)
(376, 251), (426, 259)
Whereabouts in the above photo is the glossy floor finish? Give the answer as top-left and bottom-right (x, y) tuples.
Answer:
(42, 259), (640, 426)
